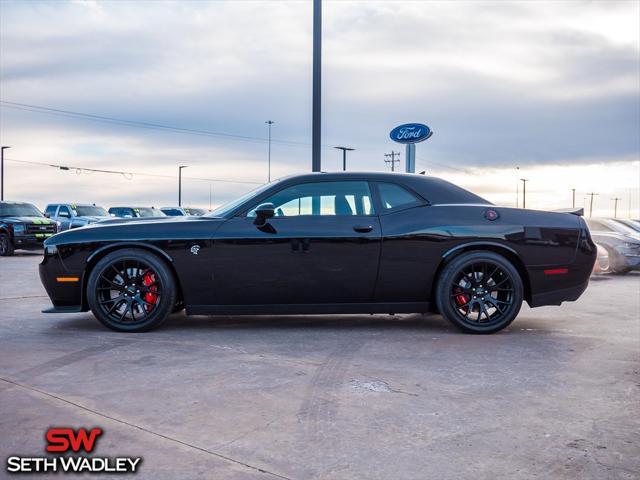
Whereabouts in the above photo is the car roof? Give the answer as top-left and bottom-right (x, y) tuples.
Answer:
(274, 171), (490, 205)
(47, 203), (100, 207)
(0, 200), (36, 205)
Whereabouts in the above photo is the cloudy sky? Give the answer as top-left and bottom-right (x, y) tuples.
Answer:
(0, 0), (638, 216)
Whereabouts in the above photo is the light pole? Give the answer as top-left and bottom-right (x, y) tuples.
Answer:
(334, 146), (354, 171)
(571, 188), (576, 208)
(265, 120), (274, 181)
(178, 166), (188, 206)
(312, 0), (322, 172)
(1, 146), (10, 201)
(586, 192), (598, 218)
(520, 178), (528, 209)
(515, 166), (520, 207)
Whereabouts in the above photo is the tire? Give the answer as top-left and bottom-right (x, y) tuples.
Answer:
(0, 233), (15, 256)
(87, 249), (177, 332)
(435, 251), (523, 334)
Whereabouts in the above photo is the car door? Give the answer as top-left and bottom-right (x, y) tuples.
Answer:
(56, 205), (73, 231)
(211, 180), (381, 305)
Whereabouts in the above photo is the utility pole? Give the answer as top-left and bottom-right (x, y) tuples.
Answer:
(570, 188), (576, 208)
(178, 165), (188, 207)
(311, 0), (322, 172)
(520, 178), (528, 209)
(265, 120), (274, 181)
(586, 192), (598, 218)
(612, 197), (621, 218)
(384, 151), (401, 172)
(1, 146), (10, 201)
(334, 146), (354, 171)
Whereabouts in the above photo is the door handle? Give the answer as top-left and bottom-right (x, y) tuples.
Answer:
(353, 225), (373, 233)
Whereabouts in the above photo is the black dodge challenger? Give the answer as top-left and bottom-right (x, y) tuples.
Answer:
(40, 172), (596, 333)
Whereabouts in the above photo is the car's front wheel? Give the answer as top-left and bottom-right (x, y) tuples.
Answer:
(0, 233), (14, 256)
(87, 249), (177, 332)
(435, 251), (523, 334)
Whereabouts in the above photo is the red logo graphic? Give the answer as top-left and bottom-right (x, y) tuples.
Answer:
(46, 428), (103, 453)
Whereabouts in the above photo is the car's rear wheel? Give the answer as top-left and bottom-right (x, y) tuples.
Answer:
(0, 233), (14, 256)
(436, 251), (523, 334)
(87, 249), (176, 332)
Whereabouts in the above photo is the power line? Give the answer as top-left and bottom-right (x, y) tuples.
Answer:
(0, 100), (317, 149)
(4, 157), (263, 185)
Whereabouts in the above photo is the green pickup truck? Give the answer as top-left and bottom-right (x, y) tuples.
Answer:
(0, 201), (58, 256)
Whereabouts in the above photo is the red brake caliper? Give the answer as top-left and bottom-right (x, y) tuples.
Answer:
(453, 286), (469, 309)
(142, 272), (158, 312)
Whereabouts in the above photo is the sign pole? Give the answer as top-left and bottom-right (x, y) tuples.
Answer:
(405, 144), (415, 173)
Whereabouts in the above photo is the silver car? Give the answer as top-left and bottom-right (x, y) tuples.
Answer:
(44, 203), (111, 231)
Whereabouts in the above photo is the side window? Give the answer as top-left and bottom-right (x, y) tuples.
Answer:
(44, 205), (57, 216)
(58, 206), (72, 218)
(248, 181), (374, 217)
(377, 183), (422, 211)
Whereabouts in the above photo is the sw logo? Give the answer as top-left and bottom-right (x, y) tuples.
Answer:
(46, 427), (102, 453)
(5, 427), (142, 474)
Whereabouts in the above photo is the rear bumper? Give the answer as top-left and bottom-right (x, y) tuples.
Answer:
(529, 279), (589, 307)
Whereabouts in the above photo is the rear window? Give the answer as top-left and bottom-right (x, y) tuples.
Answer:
(377, 183), (423, 211)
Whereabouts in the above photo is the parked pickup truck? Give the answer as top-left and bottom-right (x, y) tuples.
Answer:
(44, 203), (111, 231)
(0, 201), (58, 256)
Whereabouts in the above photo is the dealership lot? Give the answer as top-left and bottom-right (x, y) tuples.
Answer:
(1, 253), (638, 479)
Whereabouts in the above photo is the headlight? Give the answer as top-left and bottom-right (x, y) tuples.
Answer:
(13, 223), (25, 234)
(45, 244), (58, 255)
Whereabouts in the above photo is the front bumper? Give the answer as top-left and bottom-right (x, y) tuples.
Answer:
(39, 251), (85, 310)
(12, 234), (53, 250)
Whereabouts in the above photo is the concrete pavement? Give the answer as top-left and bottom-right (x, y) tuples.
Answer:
(1, 252), (638, 479)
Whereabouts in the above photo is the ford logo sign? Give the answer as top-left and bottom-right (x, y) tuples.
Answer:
(389, 123), (433, 144)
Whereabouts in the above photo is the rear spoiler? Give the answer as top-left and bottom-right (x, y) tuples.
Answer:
(554, 207), (584, 216)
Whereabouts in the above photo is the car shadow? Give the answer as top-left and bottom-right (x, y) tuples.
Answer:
(49, 312), (459, 334)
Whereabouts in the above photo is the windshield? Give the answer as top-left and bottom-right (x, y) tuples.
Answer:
(185, 208), (206, 216)
(74, 206), (108, 217)
(0, 203), (43, 217)
(206, 182), (271, 218)
(607, 220), (638, 236)
(137, 208), (165, 217)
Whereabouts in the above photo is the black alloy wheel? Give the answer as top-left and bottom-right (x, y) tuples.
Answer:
(0, 233), (14, 256)
(436, 251), (523, 334)
(87, 249), (176, 332)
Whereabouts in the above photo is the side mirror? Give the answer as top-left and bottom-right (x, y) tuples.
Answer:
(253, 203), (275, 226)
(44, 213), (50, 218)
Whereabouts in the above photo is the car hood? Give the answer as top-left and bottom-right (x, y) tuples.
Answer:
(74, 216), (112, 223)
(95, 216), (177, 226)
(590, 231), (640, 244)
(1, 216), (53, 224)
(45, 215), (225, 246)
